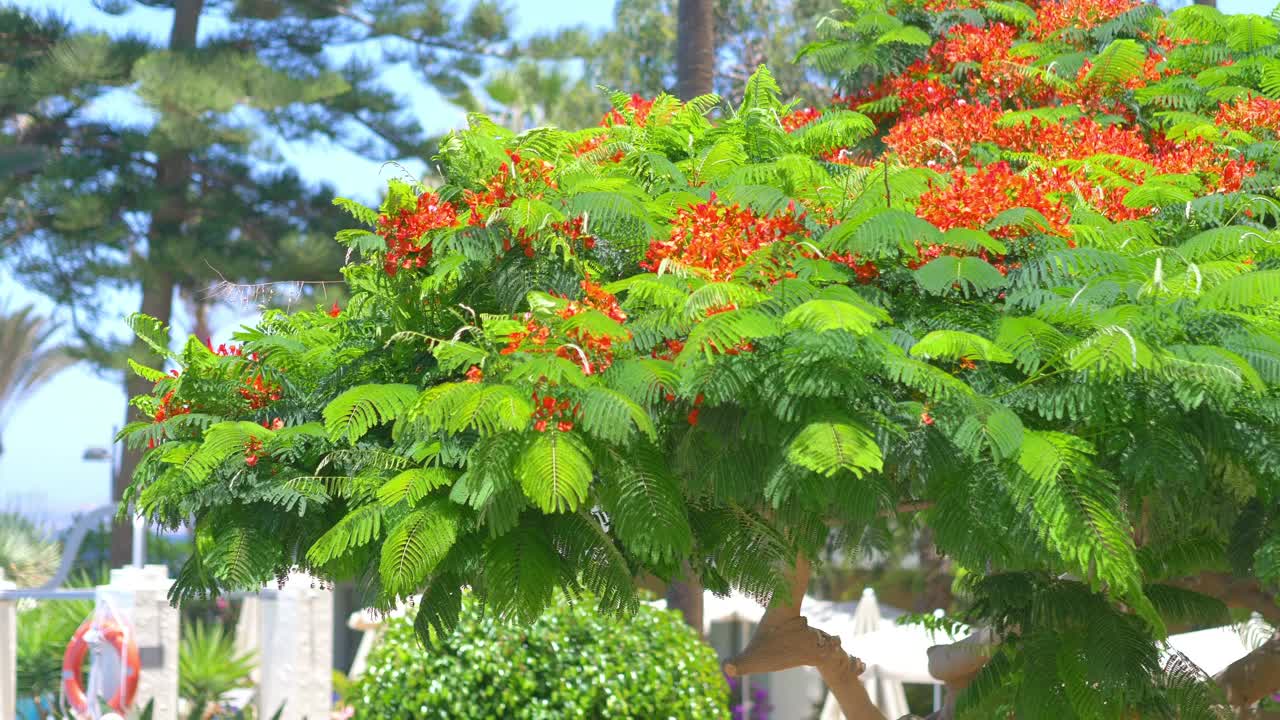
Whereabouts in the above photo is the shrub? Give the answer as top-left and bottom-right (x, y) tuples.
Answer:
(16, 596), (93, 707)
(178, 621), (256, 714)
(352, 594), (727, 719)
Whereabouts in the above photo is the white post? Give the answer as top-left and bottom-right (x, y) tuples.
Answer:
(1, 569), (16, 719)
(130, 513), (146, 569)
(96, 564), (180, 720)
(256, 574), (333, 720)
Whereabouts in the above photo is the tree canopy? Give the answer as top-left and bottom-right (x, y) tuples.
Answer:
(122, 0), (1280, 717)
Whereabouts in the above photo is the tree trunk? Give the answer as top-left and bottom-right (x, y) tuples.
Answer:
(1168, 572), (1280, 626)
(666, 0), (715, 635)
(665, 564), (704, 637)
(109, 0), (203, 567)
(726, 556), (889, 720)
(914, 528), (952, 614)
(1217, 632), (1280, 711)
(676, 0), (715, 100)
(920, 628), (1002, 720)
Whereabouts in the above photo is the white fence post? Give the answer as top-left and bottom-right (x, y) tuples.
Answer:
(96, 564), (180, 720)
(1, 569), (16, 720)
(256, 574), (332, 720)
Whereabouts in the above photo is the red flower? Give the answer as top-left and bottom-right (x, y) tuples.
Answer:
(641, 200), (808, 280)
(378, 192), (457, 276)
(328, 302), (341, 318)
(1215, 96), (1280, 133)
(782, 107), (822, 132)
(920, 411), (935, 426)
(465, 365), (484, 383)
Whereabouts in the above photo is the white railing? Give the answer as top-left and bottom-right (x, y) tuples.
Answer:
(3, 568), (333, 720)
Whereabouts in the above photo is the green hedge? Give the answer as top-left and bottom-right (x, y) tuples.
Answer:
(352, 594), (728, 719)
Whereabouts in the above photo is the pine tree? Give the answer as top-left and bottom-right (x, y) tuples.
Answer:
(0, 0), (543, 564)
(119, 0), (1280, 718)
(485, 0), (844, 129)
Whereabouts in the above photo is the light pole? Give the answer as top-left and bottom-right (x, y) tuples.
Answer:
(82, 427), (144, 569)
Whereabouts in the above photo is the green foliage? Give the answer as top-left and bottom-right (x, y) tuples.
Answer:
(16, 596), (93, 702)
(178, 622), (256, 712)
(352, 593), (728, 719)
(117, 0), (1280, 713)
(0, 512), (59, 588)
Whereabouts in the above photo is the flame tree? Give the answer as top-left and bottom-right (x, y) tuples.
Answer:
(122, 0), (1280, 717)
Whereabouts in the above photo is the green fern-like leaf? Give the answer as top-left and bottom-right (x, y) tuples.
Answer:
(306, 503), (386, 566)
(128, 313), (176, 359)
(483, 522), (559, 623)
(1085, 39), (1147, 85)
(378, 468), (457, 507)
(517, 432), (593, 513)
(786, 420), (884, 478)
(911, 330), (1015, 364)
(379, 498), (462, 598)
(324, 384), (419, 444)
(914, 255), (1008, 296)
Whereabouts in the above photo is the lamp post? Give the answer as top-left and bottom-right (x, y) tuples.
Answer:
(82, 428), (143, 569)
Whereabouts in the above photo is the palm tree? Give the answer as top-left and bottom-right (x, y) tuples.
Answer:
(0, 304), (74, 457)
(0, 511), (59, 587)
(677, 0), (715, 100)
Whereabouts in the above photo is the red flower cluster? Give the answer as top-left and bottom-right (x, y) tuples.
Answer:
(1030, 0), (1142, 41)
(651, 338), (686, 361)
(828, 253), (881, 283)
(1215, 96), (1280, 134)
(578, 279), (626, 323)
(934, 23), (1018, 66)
(530, 392), (579, 433)
(153, 390), (190, 423)
(465, 365), (484, 383)
(573, 134), (626, 163)
(240, 374), (282, 410)
(641, 198), (809, 280)
(378, 192), (458, 276)
(243, 437), (264, 467)
(554, 280), (628, 375)
(465, 151), (557, 228)
(208, 340), (246, 357)
(601, 94), (655, 127)
(501, 317), (551, 355)
(782, 107), (822, 132)
(687, 393), (705, 426)
(887, 77), (956, 117)
(884, 102), (1003, 165)
(916, 162), (1072, 236)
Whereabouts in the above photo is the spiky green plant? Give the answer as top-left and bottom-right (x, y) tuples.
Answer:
(178, 622), (256, 715)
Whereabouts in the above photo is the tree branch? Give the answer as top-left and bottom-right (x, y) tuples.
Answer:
(724, 556), (889, 720)
(1167, 572), (1280, 626)
(1216, 631), (1280, 709)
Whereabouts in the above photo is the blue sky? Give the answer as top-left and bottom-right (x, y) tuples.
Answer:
(2, 0), (1277, 525)
(0, 0), (614, 525)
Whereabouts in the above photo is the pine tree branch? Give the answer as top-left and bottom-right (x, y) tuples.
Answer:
(327, 5), (516, 61)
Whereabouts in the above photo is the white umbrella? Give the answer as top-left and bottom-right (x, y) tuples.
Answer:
(1165, 614), (1272, 677)
(820, 589), (912, 720)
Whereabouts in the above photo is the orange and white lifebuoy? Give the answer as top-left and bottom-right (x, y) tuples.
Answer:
(62, 616), (141, 716)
